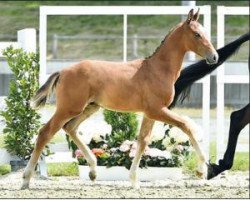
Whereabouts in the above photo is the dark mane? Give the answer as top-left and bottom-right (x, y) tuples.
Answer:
(145, 27), (176, 60)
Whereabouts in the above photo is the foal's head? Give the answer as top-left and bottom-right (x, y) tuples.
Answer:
(182, 9), (218, 64)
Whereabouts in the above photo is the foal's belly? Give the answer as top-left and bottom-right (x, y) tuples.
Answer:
(100, 102), (143, 113)
(95, 86), (144, 113)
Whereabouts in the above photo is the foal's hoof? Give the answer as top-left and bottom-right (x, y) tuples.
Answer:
(196, 162), (207, 179)
(129, 173), (140, 189)
(196, 170), (205, 179)
(131, 182), (140, 189)
(89, 171), (97, 181)
(206, 162), (219, 180)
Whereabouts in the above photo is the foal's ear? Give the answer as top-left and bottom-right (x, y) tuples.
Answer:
(193, 8), (200, 21)
(186, 9), (194, 24)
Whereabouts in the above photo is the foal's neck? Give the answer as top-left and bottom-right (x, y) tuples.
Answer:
(147, 24), (187, 81)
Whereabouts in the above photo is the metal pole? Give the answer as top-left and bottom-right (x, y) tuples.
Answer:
(216, 6), (225, 162)
(132, 34), (138, 58)
(52, 34), (58, 59)
(123, 14), (127, 62)
(202, 6), (211, 159)
(39, 7), (48, 86)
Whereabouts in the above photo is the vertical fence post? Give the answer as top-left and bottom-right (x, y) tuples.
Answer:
(216, 6), (225, 162)
(123, 14), (127, 62)
(39, 7), (47, 85)
(132, 34), (138, 58)
(17, 28), (49, 176)
(181, 0), (196, 61)
(17, 29), (36, 53)
(52, 34), (58, 59)
(202, 5), (211, 159)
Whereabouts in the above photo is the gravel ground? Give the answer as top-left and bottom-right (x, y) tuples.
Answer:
(0, 171), (249, 198)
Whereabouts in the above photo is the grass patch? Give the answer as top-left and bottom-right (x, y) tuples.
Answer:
(0, 164), (11, 176)
(0, 162), (79, 177)
(173, 107), (236, 118)
(231, 152), (249, 171)
(183, 141), (249, 174)
(48, 162), (79, 176)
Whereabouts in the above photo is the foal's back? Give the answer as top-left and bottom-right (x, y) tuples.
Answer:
(58, 59), (146, 112)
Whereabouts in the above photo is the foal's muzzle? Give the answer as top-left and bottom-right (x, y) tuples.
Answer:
(205, 52), (219, 65)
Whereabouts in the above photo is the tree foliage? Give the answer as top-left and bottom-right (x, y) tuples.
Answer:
(0, 46), (41, 160)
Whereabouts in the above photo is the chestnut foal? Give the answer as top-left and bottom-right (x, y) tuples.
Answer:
(22, 9), (218, 189)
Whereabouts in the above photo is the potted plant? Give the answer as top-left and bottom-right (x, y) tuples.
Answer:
(75, 125), (191, 181)
(0, 46), (41, 171)
(67, 109), (192, 181)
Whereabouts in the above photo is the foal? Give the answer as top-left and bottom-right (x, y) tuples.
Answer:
(22, 9), (218, 189)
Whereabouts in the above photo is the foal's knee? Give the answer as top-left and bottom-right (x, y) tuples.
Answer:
(138, 134), (151, 148)
(63, 121), (76, 135)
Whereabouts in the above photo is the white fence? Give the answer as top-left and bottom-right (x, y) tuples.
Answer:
(216, 6), (249, 161)
(0, 29), (36, 58)
(50, 34), (243, 60)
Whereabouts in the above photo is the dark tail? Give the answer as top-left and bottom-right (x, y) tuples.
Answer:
(31, 72), (60, 109)
(169, 32), (250, 109)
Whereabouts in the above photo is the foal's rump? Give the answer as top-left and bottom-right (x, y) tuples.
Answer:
(31, 59), (144, 112)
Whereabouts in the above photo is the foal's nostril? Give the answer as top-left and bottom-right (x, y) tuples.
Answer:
(213, 55), (216, 61)
(206, 52), (219, 64)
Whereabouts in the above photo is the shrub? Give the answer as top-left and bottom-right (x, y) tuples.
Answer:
(0, 46), (41, 160)
(103, 110), (138, 147)
(66, 110), (139, 156)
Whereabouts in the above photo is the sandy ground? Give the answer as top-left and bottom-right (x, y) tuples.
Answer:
(0, 170), (249, 198)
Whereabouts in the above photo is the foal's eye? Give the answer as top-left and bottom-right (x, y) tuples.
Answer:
(194, 32), (201, 38)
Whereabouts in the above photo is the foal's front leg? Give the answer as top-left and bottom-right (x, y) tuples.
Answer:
(145, 107), (208, 178)
(129, 116), (154, 189)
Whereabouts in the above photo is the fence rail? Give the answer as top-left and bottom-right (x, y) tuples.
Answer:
(50, 34), (242, 59)
(1, 34), (246, 61)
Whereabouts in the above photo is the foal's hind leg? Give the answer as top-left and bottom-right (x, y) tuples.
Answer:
(129, 116), (154, 188)
(21, 112), (74, 189)
(146, 107), (207, 178)
(63, 103), (100, 181)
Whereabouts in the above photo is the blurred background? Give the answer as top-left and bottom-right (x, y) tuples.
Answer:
(0, 1), (249, 107)
(0, 1), (249, 162)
